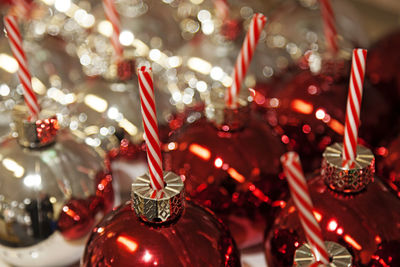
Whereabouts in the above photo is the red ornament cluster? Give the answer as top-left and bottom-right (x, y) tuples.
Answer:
(58, 171), (115, 240)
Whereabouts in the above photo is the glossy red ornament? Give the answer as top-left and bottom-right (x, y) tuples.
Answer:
(255, 62), (390, 172)
(164, 107), (287, 248)
(82, 199), (240, 267)
(58, 198), (94, 241)
(264, 151), (400, 266)
(367, 30), (400, 113)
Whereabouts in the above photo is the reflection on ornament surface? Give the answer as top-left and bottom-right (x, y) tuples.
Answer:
(0, 107), (115, 266)
(82, 200), (240, 267)
(164, 106), (287, 248)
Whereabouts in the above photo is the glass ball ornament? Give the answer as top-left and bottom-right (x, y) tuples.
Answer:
(165, 0), (274, 110)
(0, 106), (116, 266)
(0, 17), (85, 136)
(67, 0), (195, 151)
(82, 171), (240, 267)
(264, 143), (400, 267)
(256, 0), (368, 79)
(68, 70), (175, 153)
(254, 61), (391, 173)
(163, 90), (288, 249)
(74, 0), (184, 78)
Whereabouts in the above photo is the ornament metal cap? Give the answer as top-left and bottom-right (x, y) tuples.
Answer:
(293, 241), (352, 267)
(321, 143), (375, 193)
(12, 105), (59, 149)
(104, 58), (136, 81)
(131, 171), (184, 223)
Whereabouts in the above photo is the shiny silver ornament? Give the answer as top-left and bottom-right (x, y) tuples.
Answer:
(68, 73), (174, 153)
(0, 106), (106, 266)
(68, 0), (191, 151)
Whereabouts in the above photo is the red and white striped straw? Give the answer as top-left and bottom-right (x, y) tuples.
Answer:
(319, 0), (338, 54)
(4, 15), (40, 119)
(281, 152), (330, 264)
(226, 13), (266, 108)
(137, 66), (164, 192)
(102, 0), (123, 61)
(343, 49), (367, 162)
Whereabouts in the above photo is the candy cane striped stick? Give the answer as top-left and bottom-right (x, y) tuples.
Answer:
(226, 13), (266, 108)
(281, 152), (330, 265)
(103, 0), (123, 61)
(319, 0), (338, 54)
(4, 15), (40, 118)
(342, 49), (367, 162)
(137, 66), (164, 192)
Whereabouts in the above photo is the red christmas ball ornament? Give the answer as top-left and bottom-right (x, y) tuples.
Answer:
(264, 143), (400, 267)
(255, 62), (390, 172)
(58, 198), (94, 241)
(82, 172), (240, 267)
(164, 99), (287, 248)
(367, 30), (400, 112)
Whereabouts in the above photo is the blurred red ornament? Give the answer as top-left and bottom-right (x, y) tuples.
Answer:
(221, 19), (242, 41)
(81, 200), (240, 267)
(264, 144), (400, 267)
(164, 107), (287, 248)
(255, 61), (390, 172)
(367, 30), (400, 113)
(94, 172), (115, 214)
(58, 198), (95, 241)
